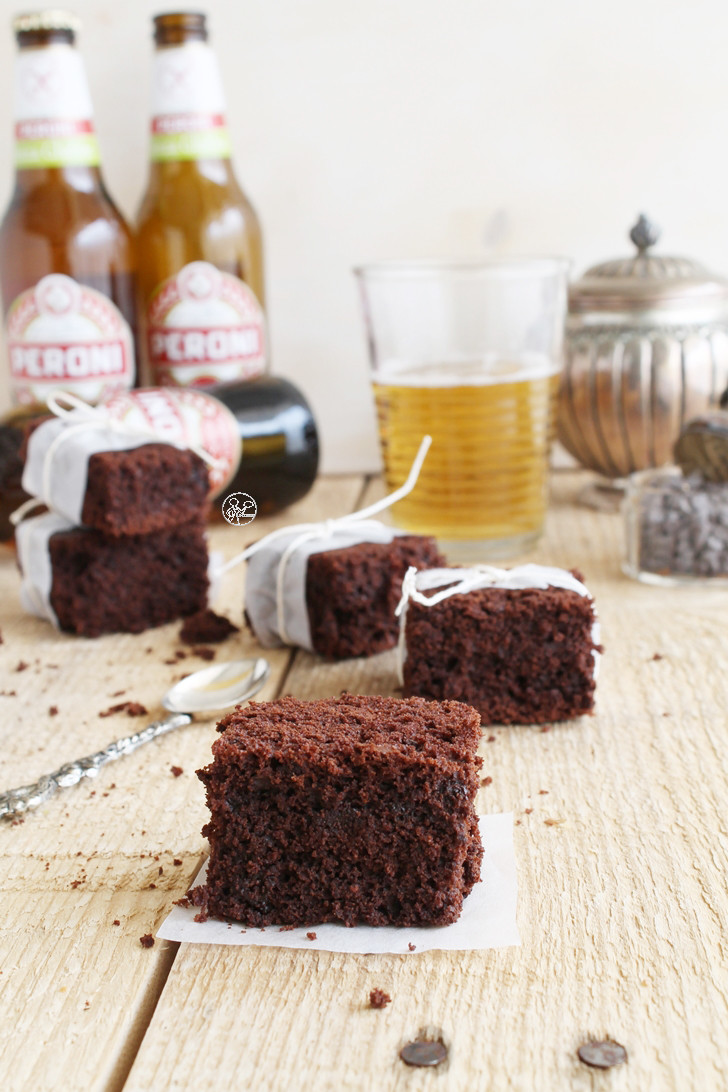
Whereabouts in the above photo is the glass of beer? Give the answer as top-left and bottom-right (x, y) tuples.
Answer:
(355, 259), (569, 559)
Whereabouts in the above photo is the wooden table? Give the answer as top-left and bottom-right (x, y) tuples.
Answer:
(1, 470), (727, 1092)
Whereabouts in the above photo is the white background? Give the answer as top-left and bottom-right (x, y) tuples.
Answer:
(0, 0), (726, 471)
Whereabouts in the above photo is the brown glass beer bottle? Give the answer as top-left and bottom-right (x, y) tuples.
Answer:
(137, 12), (265, 387)
(0, 10), (137, 411)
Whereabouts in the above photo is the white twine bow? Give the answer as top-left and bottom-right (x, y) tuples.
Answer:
(394, 563), (593, 682)
(219, 434), (433, 646)
(10, 390), (225, 526)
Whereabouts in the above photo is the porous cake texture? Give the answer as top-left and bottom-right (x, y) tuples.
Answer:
(81, 443), (210, 536)
(48, 519), (209, 636)
(404, 577), (598, 725)
(194, 694), (484, 927)
(305, 536), (445, 659)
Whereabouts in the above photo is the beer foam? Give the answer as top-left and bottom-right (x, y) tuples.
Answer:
(375, 352), (559, 387)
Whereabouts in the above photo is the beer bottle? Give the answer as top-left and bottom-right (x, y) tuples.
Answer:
(0, 10), (137, 411)
(137, 12), (265, 387)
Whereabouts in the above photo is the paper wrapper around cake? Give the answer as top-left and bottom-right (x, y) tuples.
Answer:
(22, 416), (210, 536)
(191, 695), (484, 928)
(16, 512), (210, 637)
(245, 529), (445, 659)
(401, 567), (600, 725)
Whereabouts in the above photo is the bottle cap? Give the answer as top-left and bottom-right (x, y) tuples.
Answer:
(12, 9), (81, 35)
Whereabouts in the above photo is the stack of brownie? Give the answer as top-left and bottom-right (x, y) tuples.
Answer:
(16, 422), (212, 637)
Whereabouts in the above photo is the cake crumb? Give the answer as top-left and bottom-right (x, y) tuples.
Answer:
(544, 818), (567, 827)
(369, 989), (391, 1009)
(481, 776), (492, 787)
(111, 690), (126, 697)
(180, 609), (240, 645)
(15, 661), (28, 672)
(112, 919), (120, 926)
(99, 701), (147, 718)
(192, 646), (216, 661)
(515, 819), (522, 825)
(193, 910), (208, 923)
(0, 690), (16, 696)
(158, 867), (163, 876)
(652, 653), (664, 661)
(525, 808), (533, 814)
(139, 934), (155, 948)
(487, 735), (496, 742)
(170, 766), (183, 778)
(408, 942), (416, 951)
(48, 705), (58, 716)
(173, 858), (183, 866)
(279, 925), (295, 932)
(538, 789), (549, 795)
(306, 931), (317, 941)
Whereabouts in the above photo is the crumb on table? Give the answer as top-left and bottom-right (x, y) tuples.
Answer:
(369, 988), (391, 1009)
(139, 933), (155, 948)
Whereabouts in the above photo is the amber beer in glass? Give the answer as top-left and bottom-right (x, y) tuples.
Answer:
(136, 12), (265, 387)
(0, 10), (137, 410)
(356, 260), (569, 559)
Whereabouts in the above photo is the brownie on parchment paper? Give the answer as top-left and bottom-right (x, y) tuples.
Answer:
(80, 444), (210, 537)
(193, 694), (483, 928)
(403, 579), (599, 725)
(48, 519), (209, 637)
(305, 535), (445, 659)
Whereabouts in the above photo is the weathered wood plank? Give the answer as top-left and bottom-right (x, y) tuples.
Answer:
(0, 475), (363, 1092)
(123, 472), (728, 1092)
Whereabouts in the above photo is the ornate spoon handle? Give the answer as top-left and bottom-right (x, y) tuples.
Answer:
(0, 712), (192, 821)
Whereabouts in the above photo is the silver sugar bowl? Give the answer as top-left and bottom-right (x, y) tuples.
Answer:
(558, 215), (728, 479)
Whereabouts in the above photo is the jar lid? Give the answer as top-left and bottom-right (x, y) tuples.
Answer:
(569, 215), (728, 313)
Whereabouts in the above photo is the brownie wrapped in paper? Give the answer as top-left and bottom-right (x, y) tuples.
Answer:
(15, 389), (240, 537)
(16, 510), (210, 637)
(244, 523), (443, 659)
(224, 436), (443, 660)
(396, 564), (600, 725)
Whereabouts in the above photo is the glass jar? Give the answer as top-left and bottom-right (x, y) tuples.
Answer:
(623, 466), (728, 585)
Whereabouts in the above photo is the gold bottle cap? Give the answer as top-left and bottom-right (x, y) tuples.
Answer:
(12, 9), (81, 35)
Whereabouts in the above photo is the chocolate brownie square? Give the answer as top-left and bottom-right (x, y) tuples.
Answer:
(305, 535), (445, 659)
(48, 519), (209, 637)
(403, 573), (599, 724)
(80, 443), (210, 536)
(193, 694), (483, 927)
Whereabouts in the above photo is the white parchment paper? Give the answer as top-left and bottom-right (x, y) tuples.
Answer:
(245, 523), (407, 652)
(157, 812), (519, 954)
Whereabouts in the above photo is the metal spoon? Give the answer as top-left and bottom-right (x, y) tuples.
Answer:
(0, 657), (270, 821)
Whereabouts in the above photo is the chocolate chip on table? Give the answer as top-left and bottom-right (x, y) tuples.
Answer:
(369, 989), (391, 1009)
(400, 1040), (448, 1067)
(577, 1040), (627, 1069)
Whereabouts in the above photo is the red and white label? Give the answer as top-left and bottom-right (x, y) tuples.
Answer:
(7, 274), (135, 406)
(148, 261), (266, 388)
(100, 386), (242, 497)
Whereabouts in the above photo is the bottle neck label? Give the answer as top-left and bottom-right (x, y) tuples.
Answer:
(148, 261), (266, 387)
(6, 274), (135, 406)
(14, 44), (100, 168)
(150, 42), (231, 161)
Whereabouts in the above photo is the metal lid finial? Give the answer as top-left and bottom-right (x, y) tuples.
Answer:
(629, 214), (661, 254)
